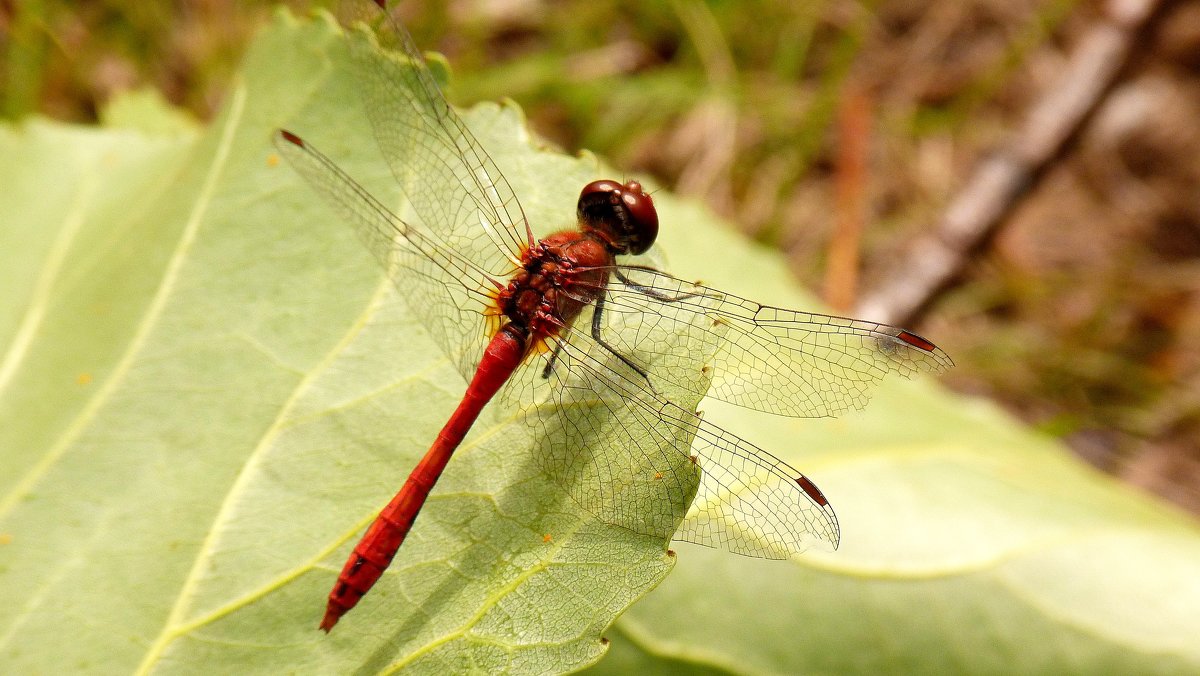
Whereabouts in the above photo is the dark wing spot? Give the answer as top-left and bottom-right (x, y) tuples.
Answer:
(795, 475), (829, 506)
(897, 330), (937, 352)
(278, 129), (304, 147)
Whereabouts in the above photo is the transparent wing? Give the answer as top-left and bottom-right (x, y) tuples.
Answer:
(503, 293), (839, 557)
(343, 1), (533, 277)
(584, 265), (953, 418)
(274, 131), (498, 377)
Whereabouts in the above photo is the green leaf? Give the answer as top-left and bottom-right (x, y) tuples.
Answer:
(2, 7), (1199, 676)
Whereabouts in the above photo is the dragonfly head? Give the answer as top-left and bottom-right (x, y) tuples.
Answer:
(577, 179), (659, 256)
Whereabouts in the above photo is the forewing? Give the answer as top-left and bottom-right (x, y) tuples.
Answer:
(343, 2), (532, 276)
(598, 266), (954, 418)
(274, 131), (495, 377)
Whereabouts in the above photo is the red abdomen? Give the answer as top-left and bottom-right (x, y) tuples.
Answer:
(320, 326), (528, 632)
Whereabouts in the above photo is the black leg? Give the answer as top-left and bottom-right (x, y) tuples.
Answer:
(591, 290), (650, 380)
(541, 340), (564, 379)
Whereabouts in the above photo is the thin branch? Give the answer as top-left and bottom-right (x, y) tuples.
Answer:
(856, 0), (1162, 326)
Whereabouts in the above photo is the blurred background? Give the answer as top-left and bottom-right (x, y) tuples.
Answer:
(3, 0), (1197, 514)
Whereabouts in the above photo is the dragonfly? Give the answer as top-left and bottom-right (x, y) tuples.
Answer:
(274, 0), (952, 633)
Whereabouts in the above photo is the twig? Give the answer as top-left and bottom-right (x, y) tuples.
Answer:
(855, 0), (1163, 327)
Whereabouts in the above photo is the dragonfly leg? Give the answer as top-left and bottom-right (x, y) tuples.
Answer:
(591, 291), (650, 381)
(614, 266), (701, 303)
(541, 340), (564, 379)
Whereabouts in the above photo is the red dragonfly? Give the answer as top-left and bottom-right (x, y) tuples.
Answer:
(274, 1), (951, 633)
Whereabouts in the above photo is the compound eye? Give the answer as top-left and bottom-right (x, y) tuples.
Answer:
(619, 181), (658, 255)
(577, 179), (660, 255)
(579, 179), (622, 201)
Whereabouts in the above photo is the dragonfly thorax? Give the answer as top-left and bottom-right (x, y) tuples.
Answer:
(495, 233), (613, 344)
